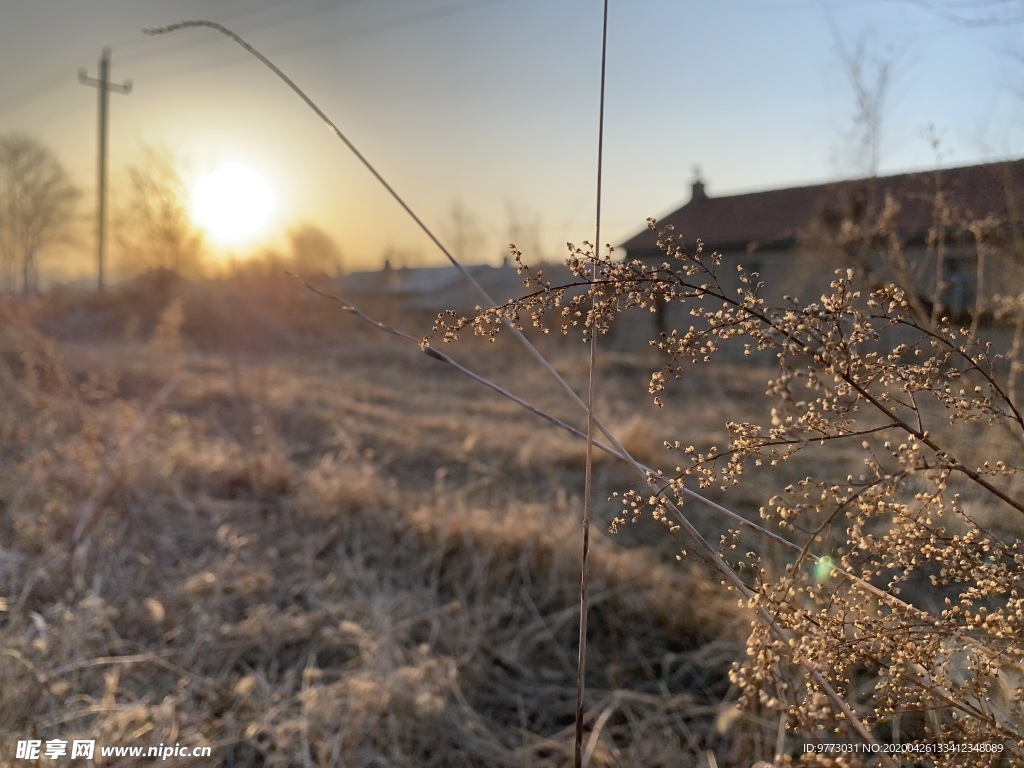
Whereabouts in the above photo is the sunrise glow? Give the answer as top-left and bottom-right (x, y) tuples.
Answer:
(191, 162), (274, 245)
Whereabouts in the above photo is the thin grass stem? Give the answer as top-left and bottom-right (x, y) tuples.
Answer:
(575, 2), (610, 764)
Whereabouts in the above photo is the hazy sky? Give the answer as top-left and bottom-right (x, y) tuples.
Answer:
(2, 0), (1023, 275)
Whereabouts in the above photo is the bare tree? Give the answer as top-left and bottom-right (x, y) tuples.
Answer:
(826, 17), (897, 179)
(288, 222), (343, 277)
(901, 0), (1024, 26)
(114, 144), (205, 278)
(0, 133), (80, 294)
(796, 21), (905, 312)
(505, 202), (546, 264)
(443, 199), (484, 263)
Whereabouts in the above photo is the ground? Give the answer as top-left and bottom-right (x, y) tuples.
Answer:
(0, 273), (858, 767)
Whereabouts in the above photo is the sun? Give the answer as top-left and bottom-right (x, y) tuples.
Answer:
(191, 162), (274, 245)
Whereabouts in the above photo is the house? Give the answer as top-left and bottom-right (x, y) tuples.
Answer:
(614, 159), (1024, 350)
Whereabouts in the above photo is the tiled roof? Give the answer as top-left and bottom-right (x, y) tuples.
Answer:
(620, 159), (1024, 255)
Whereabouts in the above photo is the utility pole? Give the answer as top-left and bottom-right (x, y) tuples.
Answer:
(79, 47), (131, 291)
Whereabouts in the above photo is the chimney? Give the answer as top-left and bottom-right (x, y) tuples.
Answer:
(690, 165), (707, 203)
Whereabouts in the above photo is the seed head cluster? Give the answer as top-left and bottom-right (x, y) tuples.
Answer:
(435, 216), (1024, 762)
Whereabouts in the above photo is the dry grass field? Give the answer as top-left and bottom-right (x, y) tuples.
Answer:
(0, 273), (811, 767)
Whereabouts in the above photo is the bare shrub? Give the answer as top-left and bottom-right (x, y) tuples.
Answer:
(437, 222), (1024, 763)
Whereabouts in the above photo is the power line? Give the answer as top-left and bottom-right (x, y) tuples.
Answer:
(0, 0), (350, 121)
(1, 0), (516, 124)
(122, 0), (518, 88)
(112, 0), (375, 72)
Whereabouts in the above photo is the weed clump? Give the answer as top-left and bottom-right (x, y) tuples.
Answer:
(0, 316), (764, 767)
(438, 217), (1024, 763)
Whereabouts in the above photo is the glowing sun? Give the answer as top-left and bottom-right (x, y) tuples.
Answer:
(191, 162), (274, 245)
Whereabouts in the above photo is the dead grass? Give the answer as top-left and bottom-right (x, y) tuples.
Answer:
(0, 285), (793, 767)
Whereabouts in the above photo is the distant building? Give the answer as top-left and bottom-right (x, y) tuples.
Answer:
(340, 162), (1024, 351)
(343, 262), (572, 316)
(615, 160), (1024, 350)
